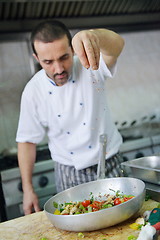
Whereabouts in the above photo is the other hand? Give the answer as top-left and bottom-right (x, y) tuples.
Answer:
(23, 190), (41, 215)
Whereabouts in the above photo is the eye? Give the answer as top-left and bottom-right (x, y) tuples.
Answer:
(61, 54), (69, 61)
(44, 60), (52, 65)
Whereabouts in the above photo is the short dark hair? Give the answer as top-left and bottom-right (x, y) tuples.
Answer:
(30, 20), (72, 55)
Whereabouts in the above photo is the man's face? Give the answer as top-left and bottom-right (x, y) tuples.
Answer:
(33, 35), (74, 86)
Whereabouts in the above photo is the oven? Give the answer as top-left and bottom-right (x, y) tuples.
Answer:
(0, 145), (56, 221)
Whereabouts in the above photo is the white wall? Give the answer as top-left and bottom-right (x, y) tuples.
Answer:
(106, 30), (160, 129)
(0, 41), (32, 152)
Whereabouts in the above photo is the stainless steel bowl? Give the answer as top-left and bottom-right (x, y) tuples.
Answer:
(44, 177), (145, 232)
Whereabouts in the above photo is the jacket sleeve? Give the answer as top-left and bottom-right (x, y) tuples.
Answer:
(16, 86), (46, 144)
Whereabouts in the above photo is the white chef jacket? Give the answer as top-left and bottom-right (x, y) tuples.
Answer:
(16, 54), (122, 170)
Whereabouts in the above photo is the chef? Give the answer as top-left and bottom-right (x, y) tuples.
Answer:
(16, 20), (125, 215)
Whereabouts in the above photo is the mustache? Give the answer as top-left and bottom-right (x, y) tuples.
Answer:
(54, 71), (67, 78)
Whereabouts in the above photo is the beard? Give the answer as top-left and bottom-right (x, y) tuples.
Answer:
(52, 71), (69, 86)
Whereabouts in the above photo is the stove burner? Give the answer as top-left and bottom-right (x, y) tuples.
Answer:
(119, 122), (160, 140)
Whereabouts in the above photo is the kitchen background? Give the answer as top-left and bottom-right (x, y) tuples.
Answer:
(0, 0), (160, 221)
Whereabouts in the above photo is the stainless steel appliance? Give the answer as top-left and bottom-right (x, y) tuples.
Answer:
(0, 0), (160, 32)
(122, 155), (160, 201)
(119, 126), (160, 201)
(0, 146), (56, 221)
(121, 156), (160, 185)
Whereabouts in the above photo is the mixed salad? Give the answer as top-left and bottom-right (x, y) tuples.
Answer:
(53, 190), (134, 215)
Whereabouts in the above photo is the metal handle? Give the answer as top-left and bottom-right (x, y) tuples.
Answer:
(97, 134), (107, 180)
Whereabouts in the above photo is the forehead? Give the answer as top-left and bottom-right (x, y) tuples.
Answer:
(34, 35), (71, 60)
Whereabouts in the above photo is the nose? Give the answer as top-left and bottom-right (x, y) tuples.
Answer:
(53, 61), (64, 74)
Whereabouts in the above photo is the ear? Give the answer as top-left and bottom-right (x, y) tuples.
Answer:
(33, 53), (39, 62)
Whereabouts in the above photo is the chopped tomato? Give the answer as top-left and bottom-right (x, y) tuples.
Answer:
(92, 201), (101, 209)
(92, 208), (99, 212)
(124, 197), (130, 202)
(124, 196), (134, 202)
(81, 200), (91, 207)
(114, 198), (122, 205)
